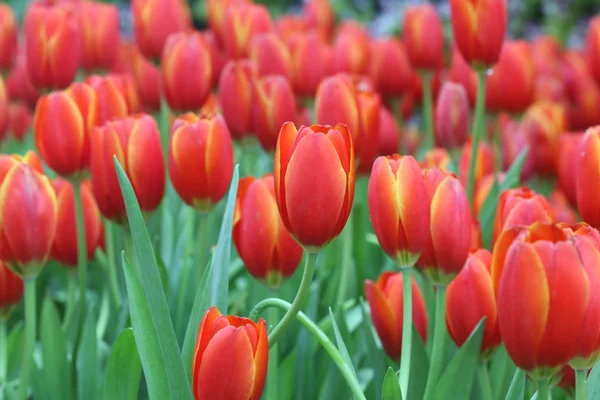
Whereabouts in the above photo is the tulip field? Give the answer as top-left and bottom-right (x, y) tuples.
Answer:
(3, 0), (600, 399)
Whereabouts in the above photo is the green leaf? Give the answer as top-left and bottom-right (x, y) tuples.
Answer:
(77, 307), (98, 400)
(432, 318), (486, 400)
(587, 360), (600, 399)
(6, 322), (24, 379)
(114, 157), (193, 400)
(489, 345), (516, 400)
(328, 308), (358, 381)
(103, 328), (142, 400)
(407, 326), (429, 400)
(382, 368), (402, 400)
(40, 297), (72, 400)
(504, 368), (526, 400)
(359, 299), (385, 400)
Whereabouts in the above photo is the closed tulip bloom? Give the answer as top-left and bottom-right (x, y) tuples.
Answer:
(557, 131), (583, 206)
(587, 17), (600, 86)
(233, 175), (303, 287)
(218, 60), (255, 139)
(129, 46), (161, 112)
(0, 5), (17, 71)
(86, 75), (129, 127)
(250, 33), (290, 79)
(448, 47), (477, 106)
(577, 127), (600, 229)
(333, 25), (370, 75)
(287, 32), (331, 97)
(364, 272), (428, 361)
(222, 4), (273, 60)
(493, 223), (590, 375)
(368, 155), (430, 266)
(51, 179), (102, 267)
(162, 32), (213, 112)
(378, 106), (401, 156)
(369, 38), (412, 96)
(5, 52), (39, 110)
(253, 75), (296, 152)
(446, 249), (500, 357)
(449, 0), (506, 67)
(304, 0), (334, 42)
(80, 2), (120, 71)
(91, 114), (165, 222)
(131, 0), (191, 60)
(458, 139), (495, 190)
(0, 262), (23, 318)
(403, 5), (444, 70)
(206, 0), (248, 44)
(8, 102), (32, 142)
(492, 187), (554, 245)
(24, 2), (79, 90)
(192, 306), (268, 400)
(274, 122), (355, 251)
(169, 113), (233, 213)
(435, 82), (470, 148)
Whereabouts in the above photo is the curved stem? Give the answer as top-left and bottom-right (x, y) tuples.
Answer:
(73, 184), (88, 327)
(17, 278), (36, 400)
(536, 378), (550, 400)
(399, 267), (413, 399)
(61, 271), (77, 331)
(104, 220), (121, 309)
(266, 301), (279, 400)
(576, 369), (587, 400)
(466, 69), (488, 210)
(254, 252), (318, 347)
(478, 361), (493, 400)
(0, 318), (6, 386)
(423, 284), (448, 400)
(250, 298), (366, 400)
(421, 71), (435, 151)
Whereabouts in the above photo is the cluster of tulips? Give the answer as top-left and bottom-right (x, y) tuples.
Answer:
(1, 0), (600, 399)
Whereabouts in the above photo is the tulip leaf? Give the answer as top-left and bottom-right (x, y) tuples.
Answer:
(382, 368), (402, 400)
(40, 297), (72, 400)
(432, 318), (485, 400)
(115, 156), (193, 400)
(103, 328), (142, 400)
(359, 299), (386, 400)
(77, 306), (98, 400)
(587, 360), (600, 399)
(407, 326), (429, 400)
(329, 308), (359, 381)
(504, 368), (526, 400)
(6, 322), (24, 379)
(489, 345), (516, 400)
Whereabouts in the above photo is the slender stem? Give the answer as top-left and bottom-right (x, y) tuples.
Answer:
(261, 252), (318, 347)
(104, 220), (121, 309)
(576, 369), (587, 400)
(250, 298), (366, 400)
(175, 209), (197, 334)
(0, 318), (6, 385)
(466, 69), (488, 210)
(266, 303), (279, 400)
(61, 271), (77, 331)
(73, 184), (88, 326)
(478, 361), (493, 400)
(17, 278), (36, 400)
(160, 98), (170, 163)
(421, 71), (435, 151)
(196, 213), (209, 271)
(423, 284), (448, 400)
(536, 378), (550, 400)
(335, 216), (353, 311)
(399, 267), (413, 399)
(493, 114), (502, 172)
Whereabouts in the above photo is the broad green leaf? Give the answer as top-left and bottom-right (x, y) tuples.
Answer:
(32, 364), (53, 400)
(504, 368), (526, 400)
(407, 326), (429, 400)
(382, 368), (402, 400)
(432, 318), (486, 400)
(40, 297), (72, 400)
(7, 322), (24, 379)
(329, 308), (358, 381)
(77, 307), (98, 400)
(103, 328), (142, 400)
(115, 158), (193, 400)
(587, 360), (600, 400)
(489, 345), (516, 400)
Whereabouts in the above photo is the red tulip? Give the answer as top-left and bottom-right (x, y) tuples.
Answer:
(218, 60), (255, 139)
(129, 46), (161, 112)
(557, 131), (584, 206)
(250, 32), (291, 79)
(206, 0), (249, 44)
(563, 51), (600, 130)
(458, 139), (495, 191)
(8, 102), (32, 142)
(403, 5), (444, 70)
(448, 47), (477, 107)
(0, 262), (23, 318)
(369, 38), (412, 96)
(0, 77), (7, 143)
(0, 4), (18, 71)
(499, 115), (535, 180)
(203, 31), (228, 89)
(303, 0), (334, 42)
(549, 190), (578, 225)
(420, 148), (452, 171)
(5, 52), (39, 110)
(435, 81), (470, 148)
(587, 17), (600, 86)
(222, 4), (272, 60)
(577, 126), (600, 229)
(80, 2), (120, 71)
(86, 75), (129, 127)
(332, 23), (370, 75)
(287, 32), (332, 97)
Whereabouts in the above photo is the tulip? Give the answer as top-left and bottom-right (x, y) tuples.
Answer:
(222, 4), (273, 59)
(250, 33), (291, 79)
(549, 190), (578, 225)
(5, 52), (39, 110)
(378, 106), (401, 156)
(90, 114), (165, 222)
(274, 122), (355, 251)
(303, 0), (334, 42)
(86, 75), (129, 127)
(192, 306), (268, 400)
(449, 0), (506, 67)
(287, 32), (332, 97)
(446, 249), (500, 357)
(34, 83), (97, 178)
(435, 82), (470, 148)
(218, 60), (255, 139)
(8, 102), (32, 142)
(493, 223), (590, 376)
(275, 15), (307, 42)
(577, 127), (600, 229)
(458, 139), (495, 191)
(364, 271), (428, 361)
(0, 262), (23, 318)
(403, 5), (444, 71)
(332, 24), (370, 75)
(203, 31), (227, 89)
(499, 115), (535, 180)
(169, 113), (233, 213)
(161, 32), (213, 112)
(587, 17), (600, 86)
(206, 0), (249, 44)
(233, 175), (303, 287)
(24, 2), (79, 90)
(448, 47), (477, 106)
(557, 131), (583, 206)
(0, 4), (17, 71)
(51, 179), (102, 267)
(253, 75), (296, 152)
(129, 47), (162, 112)
(0, 77), (7, 143)
(80, 2), (120, 72)
(131, 0), (191, 60)
(369, 38), (412, 96)
(563, 51), (600, 131)
(420, 148), (452, 171)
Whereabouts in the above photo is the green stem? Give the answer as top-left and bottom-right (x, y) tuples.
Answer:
(493, 114), (502, 173)
(17, 278), (36, 400)
(478, 361), (493, 400)
(266, 303), (279, 400)
(175, 209), (198, 334)
(160, 98), (170, 163)
(421, 71), (435, 151)
(335, 215), (353, 311)
(423, 284), (448, 400)
(576, 369), (587, 400)
(260, 252), (318, 347)
(0, 318), (6, 385)
(73, 184), (88, 326)
(249, 298), (366, 400)
(104, 220), (121, 309)
(536, 378), (550, 400)
(466, 70), (488, 210)
(61, 270), (77, 331)
(196, 213), (209, 271)
(399, 267), (413, 399)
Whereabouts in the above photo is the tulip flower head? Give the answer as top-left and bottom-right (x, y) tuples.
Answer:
(369, 38), (413, 96)
(222, 3), (273, 60)
(576, 126), (600, 229)
(218, 60), (255, 140)
(435, 81), (470, 148)
(587, 17), (600, 86)
(557, 131), (584, 206)
(0, 4), (17, 71)
(403, 4), (444, 71)
(80, 2), (120, 72)
(249, 32), (291, 79)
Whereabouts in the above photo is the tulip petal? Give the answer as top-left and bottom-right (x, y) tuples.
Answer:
(365, 279), (400, 361)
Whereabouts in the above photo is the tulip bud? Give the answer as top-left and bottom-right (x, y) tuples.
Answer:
(86, 75), (129, 127)
(564, 51), (600, 131)
(333, 24), (370, 75)
(218, 60), (255, 139)
(304, 0), (334, 42)
(8, 102), (32, 142)
(253, 75), (296, 152)
(364, 272), (428, 362)
(250, 33), (291, 79)
(378, 106), (400, 156)
(0, 262), (23, 318)
(274, 122), (355, 251)
(24, 2), (79, 90)
(420, 148), (452, 171)
(52, 179), (102, 267)
(446, 249), (500, 358)
(0, 4), (17, 71)
(90, 114), (165, 222)
(587, 17), (600, 86)
(222, 4), (273, 60)
(192, 306), (268, 400)
(161, 32), (213, 112)
(435, 82), (470, 148)
(80, 2), (120, 72)
(458, 139), (495, 190)
(448, 47), (477, 107)
(233, 175), (303, 287)
(369, 38), (412, 96)
(287, 32), (331, 97)
(403, 5), (444, 71)
(131, 0), (191, 60)
(557, 131), (583, 206)
(577, 127), (600, 229)
(449, 0), (507, 67)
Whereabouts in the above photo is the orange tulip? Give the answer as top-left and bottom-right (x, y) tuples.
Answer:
(303, 0), (334, 42)
(0, 262), (23, 318)
(449, 0), (506, 67)
(557, 131), (583, 206)
(253, 75), (296, 152)
(24, 2), (79, 90)
(420, 148), (452, 171)
(332, 22), (370, 75)
(8, 102), (32, 142)
(369, 38), (412, 96)
(80, 2), (120, 71)
(233, 175), (303, 287)
(587, 17), (600, 86)
(287, 32), (332, 97)
(435, 81), (470, 148)
(218, 60), (255, 139)
(0, 4), (17, 71)
(250, 32), (291, 79)
(577, 126), (600, 229)
(192, 306), (268, 400)
(403, 5), (444, 70)
(364, 272), (428, 361)
(222, 3), (272, 59)
(161, 32), (213, 112)
(90, 114), (165, 222)
(85, 75), (129, 127)
(274, 122), (355, 251)
(378, 106), (400, 156)
(458, 139), (495, 190)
